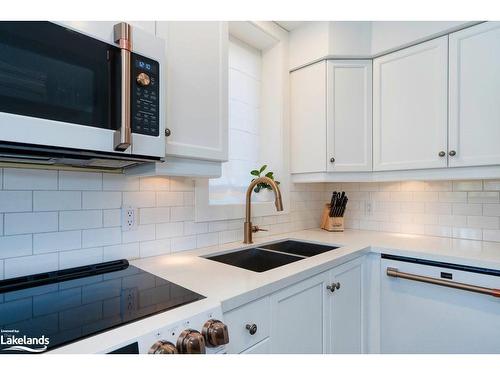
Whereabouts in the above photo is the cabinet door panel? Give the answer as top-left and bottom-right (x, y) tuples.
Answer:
(327, 61), (372, 172)
(156, 21), (228, 161)
(449, 22), (500, 167)
(328, 258), (364, 353)
(373, 37), (448, 171)
(290, 61), (327, 173)
(270, 273), (328, 353)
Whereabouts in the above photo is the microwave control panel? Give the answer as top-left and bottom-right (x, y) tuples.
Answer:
(131, 54), (160, 137)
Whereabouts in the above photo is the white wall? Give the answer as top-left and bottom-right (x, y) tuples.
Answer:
(0, 168), (325, 279)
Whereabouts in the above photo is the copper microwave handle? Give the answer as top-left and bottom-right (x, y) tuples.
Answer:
(113, 22), (132, 151)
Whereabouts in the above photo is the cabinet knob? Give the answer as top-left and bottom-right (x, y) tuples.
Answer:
(330, 157), (335, 163)
(438, 151), (446, 157)
(165, 128), (171, 137)
(326, 282), (341, 292)
(449, 150), (456, 157)
(245, 323), (257, 335)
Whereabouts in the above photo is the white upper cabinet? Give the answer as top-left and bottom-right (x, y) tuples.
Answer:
(290, 61), (327, 174)
(373, 36), (448, 171)
(156, 22), (228, 162)
(290, 60), (372, 174)
(448, 22), (500, 168)
(327, 60), (372, 172)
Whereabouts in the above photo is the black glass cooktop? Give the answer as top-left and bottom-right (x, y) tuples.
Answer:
(0, 260), (205, 353)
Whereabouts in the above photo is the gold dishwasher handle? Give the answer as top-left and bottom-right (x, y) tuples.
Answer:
(386, 267), (500, 298)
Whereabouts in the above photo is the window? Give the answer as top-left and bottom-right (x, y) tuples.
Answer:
(209, 36), (262, 205)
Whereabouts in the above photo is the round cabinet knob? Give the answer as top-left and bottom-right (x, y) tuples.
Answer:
(202, 319), (230, 347)
(438, 151), (446, 157)
(330, 157), (335, 163)
(148, 340), (178, 354)
(326, 282), (341, 292)
(136, 72), (151, 86)
(165, 128), (171, 137)
(449, 150), (457, 157)
(245, 323), (257, 335)
(176, 329), (206, 354)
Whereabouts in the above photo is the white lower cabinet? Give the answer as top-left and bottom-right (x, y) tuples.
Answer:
(224, 257), (365, 354)
(270, 272), (329, 353)
(381, 256), (500, 353)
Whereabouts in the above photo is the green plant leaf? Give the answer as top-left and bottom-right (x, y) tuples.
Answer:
(276, 181), (280, 185)
(265, 171), (274, 179)
(250, 170), (259, 176)
(254, 185), (261, 193)
(259, 164), (267, 173)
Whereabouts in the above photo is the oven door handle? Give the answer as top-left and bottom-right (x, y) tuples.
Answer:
(113, 22), (132, 152)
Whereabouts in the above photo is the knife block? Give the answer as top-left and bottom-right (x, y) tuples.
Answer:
(320, 204), (344, 232)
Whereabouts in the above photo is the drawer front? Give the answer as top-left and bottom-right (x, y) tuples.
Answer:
(223, 297), (270, 354)
(241, 338), (270, 354)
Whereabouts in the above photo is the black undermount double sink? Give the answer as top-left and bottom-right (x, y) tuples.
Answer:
(205, 240), (339, 273)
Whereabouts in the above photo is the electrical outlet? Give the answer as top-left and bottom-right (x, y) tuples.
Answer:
(121, 206), (138, 231)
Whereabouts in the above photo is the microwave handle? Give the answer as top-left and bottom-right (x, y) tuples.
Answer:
(113, 22), (132, 151)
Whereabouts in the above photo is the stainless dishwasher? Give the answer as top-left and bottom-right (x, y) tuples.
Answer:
(381, 254), (500, 353)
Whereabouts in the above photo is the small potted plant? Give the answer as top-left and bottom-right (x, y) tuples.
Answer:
(250, 164), (280, 202)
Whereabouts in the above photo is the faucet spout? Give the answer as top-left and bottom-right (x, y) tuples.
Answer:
(244, 176), (283, 244)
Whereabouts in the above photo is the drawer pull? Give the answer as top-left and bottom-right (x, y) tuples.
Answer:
(387, 267), (500, 298)
(245, 323), (257, 335)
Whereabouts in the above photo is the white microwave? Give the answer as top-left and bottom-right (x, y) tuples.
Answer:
(0, 21), (165, 170)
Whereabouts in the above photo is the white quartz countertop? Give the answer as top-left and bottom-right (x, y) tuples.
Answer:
(132, 229), (500, 312)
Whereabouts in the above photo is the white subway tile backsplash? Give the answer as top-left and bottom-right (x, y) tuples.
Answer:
(0, 234), (32, 259)
(468, 192), (499, 204)
(196, 232), (219, 248)
(102, 174), (139, 191)
(59, 247), (103, 269)
(483, 180), (500, 191)
(103, 209), (121, 227)
(139, 176), (170, 191)
(3, 169), (57, 190)
(5, 212), (58, 235)
(139, 207), (170, 224)
(413, 192), (438, 202)
(103, 242), (140, 261)
(452, 227), (483, 241)
(122, 224), (155, 244)
(171, 206), (194, 222)
(139, 239), (171, 258)
(400, 181), (426, 191)
(171, 235), (197, 252)
(59, 210), (102, 230)
(0, 191), (32, 213)
(425, 181), (452, 191)
(34, 191), (81, 211)
(34, 231), (81, 254)
(170, 177), (194, 191)
(466, 216), (499, 230)
(184, 221), (208, 235)
(157, 192), (184, 207)
(438, 192), (467, 203)
(156, 222), (184, 239)
(59, 171), (102, 190)
(483, 204), (500, 217)
(83, 191), (121, 209)
(424, 202), (452, 215)
(452, 203), (482, 216)
(438, 214), (467, 227)
(4, 253), (59, 278)
(82, 227), (121, 248)
(484, 230), (500, 242)
(453, 180), (483, 191)
(123, 192), (156, 208)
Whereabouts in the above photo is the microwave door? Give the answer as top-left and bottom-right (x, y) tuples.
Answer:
(0, 21), (124, 154)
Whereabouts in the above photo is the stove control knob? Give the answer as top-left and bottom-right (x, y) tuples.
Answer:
(136, 72), (151, 86)
(148, 340), (178, 354)
(202, 319), (230, 347)
(176, 329), (206, 354)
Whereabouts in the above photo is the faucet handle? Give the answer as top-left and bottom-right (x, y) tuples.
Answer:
(252, 225), (268, 233)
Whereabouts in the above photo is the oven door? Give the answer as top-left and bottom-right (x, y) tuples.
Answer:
(0, 21), (165, 159)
